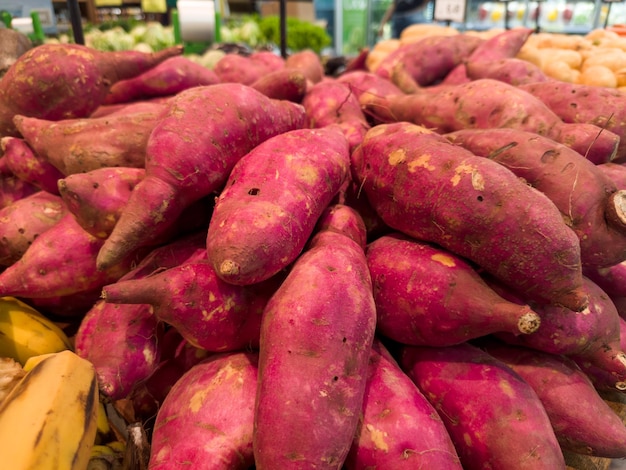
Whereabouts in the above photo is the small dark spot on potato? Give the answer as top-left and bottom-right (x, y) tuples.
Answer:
(333, 376), (338, 381)
(342, 337), (347, 343)
(18, 228), (24, 234)
(92, 182), (99, 189)
(248, 188), (260, 196)
(326, 265), (336, 272)
(477, 195), (483, 202)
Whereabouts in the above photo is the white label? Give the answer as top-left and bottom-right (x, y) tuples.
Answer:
(434, 0), (467, 23)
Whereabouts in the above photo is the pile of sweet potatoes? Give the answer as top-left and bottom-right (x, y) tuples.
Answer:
(3, 33), (626, 469)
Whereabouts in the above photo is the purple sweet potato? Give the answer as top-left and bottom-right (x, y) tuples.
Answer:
(0, 173), (39, 209)
(495, 276), (626, 391)
(597, 162), (626, 189)
(351, 122), (587, 311)
(253, 204), (376, 469)
(442, 27), (534, 84)
(367, 233), (541, 346)
(314, 203), (368, 251)
(301, 80), (370, 152)
(399, 342), (567, 470)
(344, 339), (462, 469)
(206, 126), (349, 286)
(0, 43), (182, 137)
(213, 53), (278, 85)
(336, 70), (404, 101)
(0, 191), (67, 266)
(375, 33), (484, 84)
(481, 339), (626, 458)
(584, 260), (626, 299)
(13, 109), (163, 175)
(445, 128), (626, 268)
(149, 352), (259, 469)
(89, 98), (169, 118)
(102, 260), (282, 352)
(465, 57), (550, 85)
(284, 49), (325, 85)
(0, 213), (144, 298)
(0, 137), (64, 194)
(518, 81), (626, 161)
(57, 167), (146, 239)
(249, 50), (286, 70)
(359, 78), (620, 164)
(250, 68), (308, 102)
(95, 83), (306, 271)
(104, 55), (221, 104)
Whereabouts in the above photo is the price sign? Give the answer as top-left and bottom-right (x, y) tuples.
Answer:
(433, 0), (466, 23)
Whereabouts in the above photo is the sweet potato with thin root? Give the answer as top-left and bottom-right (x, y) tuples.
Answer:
(344, 339), (463, 469)
(0, 43), (182, 137)
(442, 27), (534, 84)
(250, 68), (308, 102)
(205, 125), (349, 286)
(0, 137), (64, 194)
(104, 55), (220, 104)
(149, 352), (259, 469)
(360, 78), (620, 164)
(301, 80), (370, 152)
(399, 342), (567, 470)
(0, 191), (67, 266)
(351, 122), (587, 311)
(481, 339), (626, 458)
(366, 233), (541, 346)
(254, 204), (376, 469)
(57, 167), (146, 239)
(445, 128), (626, 268)
(13, 109), (163, 175)
(518, 81), (626, 161)
(96, 83), (306, 271)
(494, 276), (626, 391)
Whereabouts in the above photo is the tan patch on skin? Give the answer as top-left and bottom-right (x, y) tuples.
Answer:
(389, 149), (407, 166)
(365, 424), (389, 451)
(431, 253), (456, 267)
(408, 154), (436, 172)
(450, 163), (485, 190)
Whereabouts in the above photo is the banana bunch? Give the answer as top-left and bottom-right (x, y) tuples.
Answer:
(0, 349), (99, 470)
(0, 296), (72, 365)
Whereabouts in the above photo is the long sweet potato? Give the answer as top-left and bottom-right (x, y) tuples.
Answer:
(206, 126), (349, 286)
(249, 68), (308, 102)
(96, 83), (306, 271)
(400, 342), (567, 469)
(445, 128), (626, 268)
(351, 122), (587, 311)
(254, 204), (376, 469)
(0, 191), (67, 267)
(284, 49), (325, 84)
(597, 162), (626, 189)
(336, 70), (404, 101)
(0, 137), (64, 194)
(367, 233), (541, 346)
(360, 78), (620, 164)
(481, 339), (626, 458)
(584, 260), (626, 299)
(465, 57), (550, 85)
(149, 352), (259, 469)
(0, 43), (182, 137)
(344, 339), (462, 469)
(104, 55), (220, 104)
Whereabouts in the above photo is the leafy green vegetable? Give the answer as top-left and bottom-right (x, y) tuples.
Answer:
(258, 16), (331, 53)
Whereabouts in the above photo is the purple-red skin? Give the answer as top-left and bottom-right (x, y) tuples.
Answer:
(149, 352), (259, 469)
(375, 34), (484, 84)
(206, 126), (349, 286)
(445, 127), (626, 268)
(0, 137), (64, 194)
(518, 81), (626, 161)
(250, 68), (308, 102)
(253, 208), (376, 469)
(0, 43), (183, 136)
(315, 204), (368, 251)
(336, 70), (404, 101)
(442, 27), (534, 84)
(74, 300), (159, 400)
(597, 162), (626, 189)
(359, 78), (620, 165)
(481, 340), (626, 458)
(0, 213), (144, 298)
(465, 57), (550, 85)
(285, 49), (325, 84)
(340, 178), (390, 241)
(496, 276), (626, 391)
(57, 167), (146, 239)
(0, 191), (67, 267)
(104, 55), (221, 105)
(213, 53), (278, 85)
(344, 339), (463, 469)
(25, 286), (102, 318)
(399, 342), (567, 470)
(248, 50), (286, 71)
(13, 110), (162, 175)
(89, 98), (169, 119)
(102, 260), (281, 352)
(366, 233), (541, 346)
(0, 174), (39, 209)
(351, 122), (587, 312)
(584, 261), (626, 298)
(301, 80), (370, 153)
(95, 83), (306, 271)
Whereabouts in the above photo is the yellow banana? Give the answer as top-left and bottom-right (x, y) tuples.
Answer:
(0, 297), (72, 365)
(0, 349), (99, 470)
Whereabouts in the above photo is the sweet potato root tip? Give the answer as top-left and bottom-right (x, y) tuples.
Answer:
(606, 190), (626, 233)
(219, 260), (240, 278)
(518, 312), (541, 334)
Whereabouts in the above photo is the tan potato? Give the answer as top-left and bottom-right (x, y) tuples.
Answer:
(543, 60), (578, 82)
(579, 64), (618, 88)
(539, 47), (583, 69)
(582, 49), (626, 72)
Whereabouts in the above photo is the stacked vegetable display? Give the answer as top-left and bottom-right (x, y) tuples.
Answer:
(2, 25), (626, 470)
